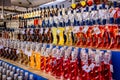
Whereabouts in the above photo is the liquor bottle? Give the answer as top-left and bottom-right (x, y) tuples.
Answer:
(55, 47), (64, 79)
(40, 44), (47, 71)
(13, 41), (18, 61)
(38, 8), (42, 27)
(57, 10), (65, 45)
(24, 43), (31, 66)
(38, 28), (43, 43)
(51, 26), (58, 45)
(45, 45), (53, 73)
(80, 48), (89, 80)
(103, 51), (112, 80)
(35, 43), (42, 70)
(90, 51), (101, 80)
(50, 46), (58, 76)
(70, 48), (78, 80)
(30, 43), (36, 69)
(63, 47), (72, 80)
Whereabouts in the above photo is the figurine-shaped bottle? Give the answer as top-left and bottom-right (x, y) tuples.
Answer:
(70, 48), (78, 80)
(35, 43), (42, 70)
(63, 47), (72, 80)
(30, 43), (36, 69)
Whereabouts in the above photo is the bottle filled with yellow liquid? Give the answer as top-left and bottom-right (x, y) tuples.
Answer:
(34, 43), (42, 70)
(29, 43), (36, 69)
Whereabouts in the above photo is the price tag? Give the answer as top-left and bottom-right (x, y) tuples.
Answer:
(82, 12), (89, 20)
(69, 14), (74, 23)
(45, 28), (49, 34)
(16, 50), (19, 54)
(93, 26), (101, 35)
(110, 64), (113, 73)
(82, 26), (89, 34)
(28, 51), (32, 57)
(72, 26), (80, 33)
(64, 15), (68, 23)
(82, 65), (90, 73)
(110, 10), (116, 17)
(40, 28), (43, 34)
(54, 16), (58, 24)
(49, 17), (53, 24)
(57, 29), (60, 34)
(89, 63), (95, 70)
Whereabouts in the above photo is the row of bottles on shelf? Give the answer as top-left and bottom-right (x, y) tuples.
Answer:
(0, 61), (34, 80)
(0, 39), (113, 80)
(2, 16), (120, 49)
(11, 2), (120, 28)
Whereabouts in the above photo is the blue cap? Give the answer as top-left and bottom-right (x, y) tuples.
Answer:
(50, 13), (53, 17)
(94, 5), (97, 10)
(97, 19), (101, 25)
(101, 3), (106, 9)
(113, 1), (117, 8)
(71, 10), (73, 14)
(51, 5), (54, 8)
(60, 11), (62, 15)
(85, 20), (89, 25)
(116, 18), (120, 24)
(109, 18), (114, 24)
(102, 19), (106, 25)
(55, 5), (58, 8)
(92, 20), (96, 25)
(62, 4), (64, 8)
(85, 7), (89, 12)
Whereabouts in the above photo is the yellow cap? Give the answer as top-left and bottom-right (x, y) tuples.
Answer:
(71, 3), (76, 9)
(80, 1), (86, 7)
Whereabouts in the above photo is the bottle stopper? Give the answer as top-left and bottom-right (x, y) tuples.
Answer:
(14, 74), (18, 80)
(29, 74), (34, 80)
(2, 75), (7, 80)
(18, 76), (23, 80)
(24, 72), (28, 80)
(20, 70), (23, 76)
(6, 70), (10, 77)
(2, 68), (6, 74)
(9, 71), (14, 78)
(12, 67), (15, 73)
(7, 77), (12, 80)
(16, 68), (20, 75)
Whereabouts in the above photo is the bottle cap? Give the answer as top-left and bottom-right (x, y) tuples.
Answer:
(55, 5), (58, 8)
(97, 19), (101, 25)
(85, 6), (89, 12)
(113, 1), (117, 8)
(60, 11), (62, 15)
(94, 5), (97, 10)
(102, 19), (106, 25)
(51, 5), (54, 8)
(109, 18), (114, 24)
(101, 3), (106, 9)
(62, 4), (64, 8)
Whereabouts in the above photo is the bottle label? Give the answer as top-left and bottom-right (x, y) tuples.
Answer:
(82, 12), (89, 20)
(69, 14), (74, 23)
(72, 26), (80, 33)
(93, 26), (101, 35)
(54, 16), (58, 24)
(110, 9), (116, 17)
(82, 26), (89, 34)
(64, 15), (69, 23)
(91, 11), (98, 20)
(49, 17), (53, 24)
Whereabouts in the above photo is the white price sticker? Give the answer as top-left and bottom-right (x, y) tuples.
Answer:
(82, 26), (89, 34)
(93, 26), (101, 35)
